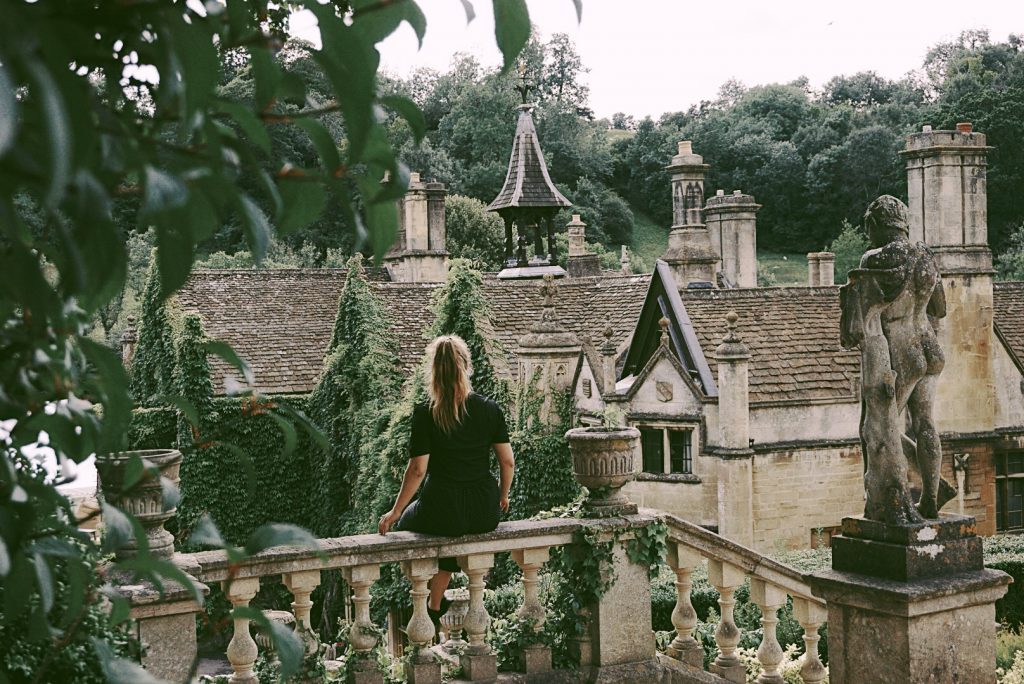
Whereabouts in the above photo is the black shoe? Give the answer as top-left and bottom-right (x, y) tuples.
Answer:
(427, 597), (452, 632)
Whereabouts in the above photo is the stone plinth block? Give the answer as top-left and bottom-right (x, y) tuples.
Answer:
(521, 643), (552, 675)
(461, 652), (497, 681)
(808, 568), (1010, 684)
(591, 543), (656, 667)
(709, 661), (746, 683)
(406, 659), (442, 684)
(832, 515), (983, 581)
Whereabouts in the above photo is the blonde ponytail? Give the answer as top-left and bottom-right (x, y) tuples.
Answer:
(425, 335), (473, 433)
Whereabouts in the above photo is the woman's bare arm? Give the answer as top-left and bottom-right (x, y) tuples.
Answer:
(378, 455), (428, 534)
(494, 442), (514, 512)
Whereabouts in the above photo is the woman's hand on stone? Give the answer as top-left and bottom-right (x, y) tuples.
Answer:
(378, 508), (401, 535)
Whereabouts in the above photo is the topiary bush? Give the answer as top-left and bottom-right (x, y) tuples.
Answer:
(986, 534), (1024, 628)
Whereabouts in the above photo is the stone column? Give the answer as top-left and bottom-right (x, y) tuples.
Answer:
(808, 515), (1011, 684)
(661, 141), (720, 287)
(456, 553), (497, 681)
(705, 190), (760, 287)
(342, 564), (383, 684)
(665, 542), (703, 667)
(807, 252), (835, 286)
(708, 560), (746, 684)
(517, 274), (581, 425)
(120, 315), (138, 367)
(512, 547), (552, 674)
(713, 312), (754, 547)
(283, 570), (321, 659)
(566, 213), (601, 277)
(792, 597), (827, 684)
(749, 579), (785, 684)
(901, 123), (995, 434)
(401, 558), (442, 684)
(224, 577), (261, 684)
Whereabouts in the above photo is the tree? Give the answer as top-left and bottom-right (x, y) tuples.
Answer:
(828, 220), (870, 285)
(311, 254), (403, 537)
(130, 250), (177, 407)
(0, 0), (543, 676)
(996, 223), (1024, 281)
(444, 194), (507, 269)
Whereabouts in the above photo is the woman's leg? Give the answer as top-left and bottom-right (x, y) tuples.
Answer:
(428, 571), (453, 611)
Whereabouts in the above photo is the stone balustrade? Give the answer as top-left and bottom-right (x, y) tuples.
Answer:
(134, 512), (832, 683)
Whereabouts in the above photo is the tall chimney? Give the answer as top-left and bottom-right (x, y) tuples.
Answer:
(705, 189), (761, 288)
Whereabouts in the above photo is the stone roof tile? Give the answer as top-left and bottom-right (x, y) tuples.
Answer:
(995, 281), (1024, 368)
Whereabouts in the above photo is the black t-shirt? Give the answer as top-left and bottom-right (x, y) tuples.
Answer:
(409, 393), (510, 483)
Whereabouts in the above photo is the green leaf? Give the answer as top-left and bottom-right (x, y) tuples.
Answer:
(155, 220), (195, 299)
(0, 60), (16, 157)
(205, 341), (254, 384)
(101, 503), (134, 555)
(295, 118), (341, 175)
(160, 477), (181, 511)
(363, 191), (399, 260)
(79, 338), (132, 453)
(190, 514), (226, 549)
(94, 637), (164, 684)
(267, 412), (297, 457)
(32, 554), (54, 613)
(492, 0), (531, 72)
(459, 0), (476, 23)
(24, 60), (71, 208)
(249, 45), (281, 110)
(277, 179), (327, 234)
(353, 0), (427, 47)
(0, 538), (8, 577)
(168, 12), (219, 127)
(143, 166), (189, 217)
(236, 194), (271, 263)
(162, 394), (200, 431)
(279, 71), (308, 106)
(217, 100), (272, 153)
(380, 95), (426, 143)
(234, 607), (304, 678)
(245, 523), (319, 555)
(571, 0), (583, 22)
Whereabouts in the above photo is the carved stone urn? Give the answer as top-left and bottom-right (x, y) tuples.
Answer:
(95, 449), (182, 559)
(565, 426), (641, 517)
(441, 587), (470, 653)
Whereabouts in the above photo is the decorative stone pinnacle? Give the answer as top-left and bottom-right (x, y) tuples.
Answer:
(724, 311), (740, 342)
(658, 317), (670, 346)
(515, 62), (534, 105)
(600, 326), (616, 354)
(539, 273), (557, 309)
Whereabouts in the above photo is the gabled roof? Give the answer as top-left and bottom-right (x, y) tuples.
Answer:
(995, 281), (1024, 373)
(679, 286), (860, 404)
(175, 269), (648, 395)
(487, 106), (571, 212)
(621, 334), (704, 405)
(621, 260), (718, 397)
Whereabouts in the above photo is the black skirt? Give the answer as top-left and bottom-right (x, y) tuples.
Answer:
(396, 475), (501, 571)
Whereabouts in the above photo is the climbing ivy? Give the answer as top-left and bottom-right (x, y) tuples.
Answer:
(507, 378), (581, 520)
(173, 313), (214, 447)
(308, 255), (403, 538)
(625, 520), (669, 579)
(129, 249), (177, 406)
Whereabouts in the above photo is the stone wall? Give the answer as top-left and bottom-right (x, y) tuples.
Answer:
(941, 438), (997, 535)
(751, 444), (864, 550)
(623, 476), (716, 528)
(749, 400), (859, 446)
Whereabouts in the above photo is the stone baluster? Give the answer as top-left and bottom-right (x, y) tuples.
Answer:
(342, 564), (383, 684)
(512, 547), (552, 674)
(283, 570), (322, 659)
(457, 553), (498, 681)
(750, 578), (786, 684)
(665, 542), (703, 667)
(708, 560), (746, 684)
(792, 597), (827, 684)
(224, 577), (261, 684)
(401, 558), (442, 684)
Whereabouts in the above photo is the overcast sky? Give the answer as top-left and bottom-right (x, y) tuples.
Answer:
(292, 0), (1024, 119)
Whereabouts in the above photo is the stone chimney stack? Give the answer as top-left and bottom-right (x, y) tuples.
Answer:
(384, 172), (450, 282)
(901, 123), (995, 434)
(600, 326), (618, 397)
(620, 246), (632, 275)
(713, 311), (754, 547)
(120, 315), (138, 368)
(661, 141), (719, 287)
(806, 252), (835, 286)
(565, 214), (601, 277)
(705, 189), (761, 288)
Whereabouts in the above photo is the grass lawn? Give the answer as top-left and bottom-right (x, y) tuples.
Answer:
(629, 209), (808, 286)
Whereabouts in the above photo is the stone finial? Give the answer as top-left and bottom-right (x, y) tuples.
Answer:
(120, 315), (138, 367)
(724, 312), (739, 342)
(539, 272), (557, 310)
(659, 317), (670, 347)
(716, 311), (749, 361)
(600, 325), (616, 355)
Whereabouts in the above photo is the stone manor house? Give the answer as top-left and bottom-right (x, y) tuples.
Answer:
(173, 102), (1024, 552)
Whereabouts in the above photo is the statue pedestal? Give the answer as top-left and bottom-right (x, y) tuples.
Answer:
(808, 515), (1010, 684)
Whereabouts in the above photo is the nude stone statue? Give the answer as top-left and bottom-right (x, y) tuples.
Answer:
(839, 195), (956, 525)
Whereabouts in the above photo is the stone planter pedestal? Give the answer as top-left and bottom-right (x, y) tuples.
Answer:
(807, 514), (1011, 684)
(565, 427), (640, 517)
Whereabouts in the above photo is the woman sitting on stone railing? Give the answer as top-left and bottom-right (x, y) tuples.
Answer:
(377, 334), (516, 629)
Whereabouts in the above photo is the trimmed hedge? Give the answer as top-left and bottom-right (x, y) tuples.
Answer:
(986, 534), (1024, 628)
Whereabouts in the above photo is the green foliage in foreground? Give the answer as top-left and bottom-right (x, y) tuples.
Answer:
(1, 0), (543, 675)
(997, 223), (1024, 281)
(828, 220), (870, 286)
